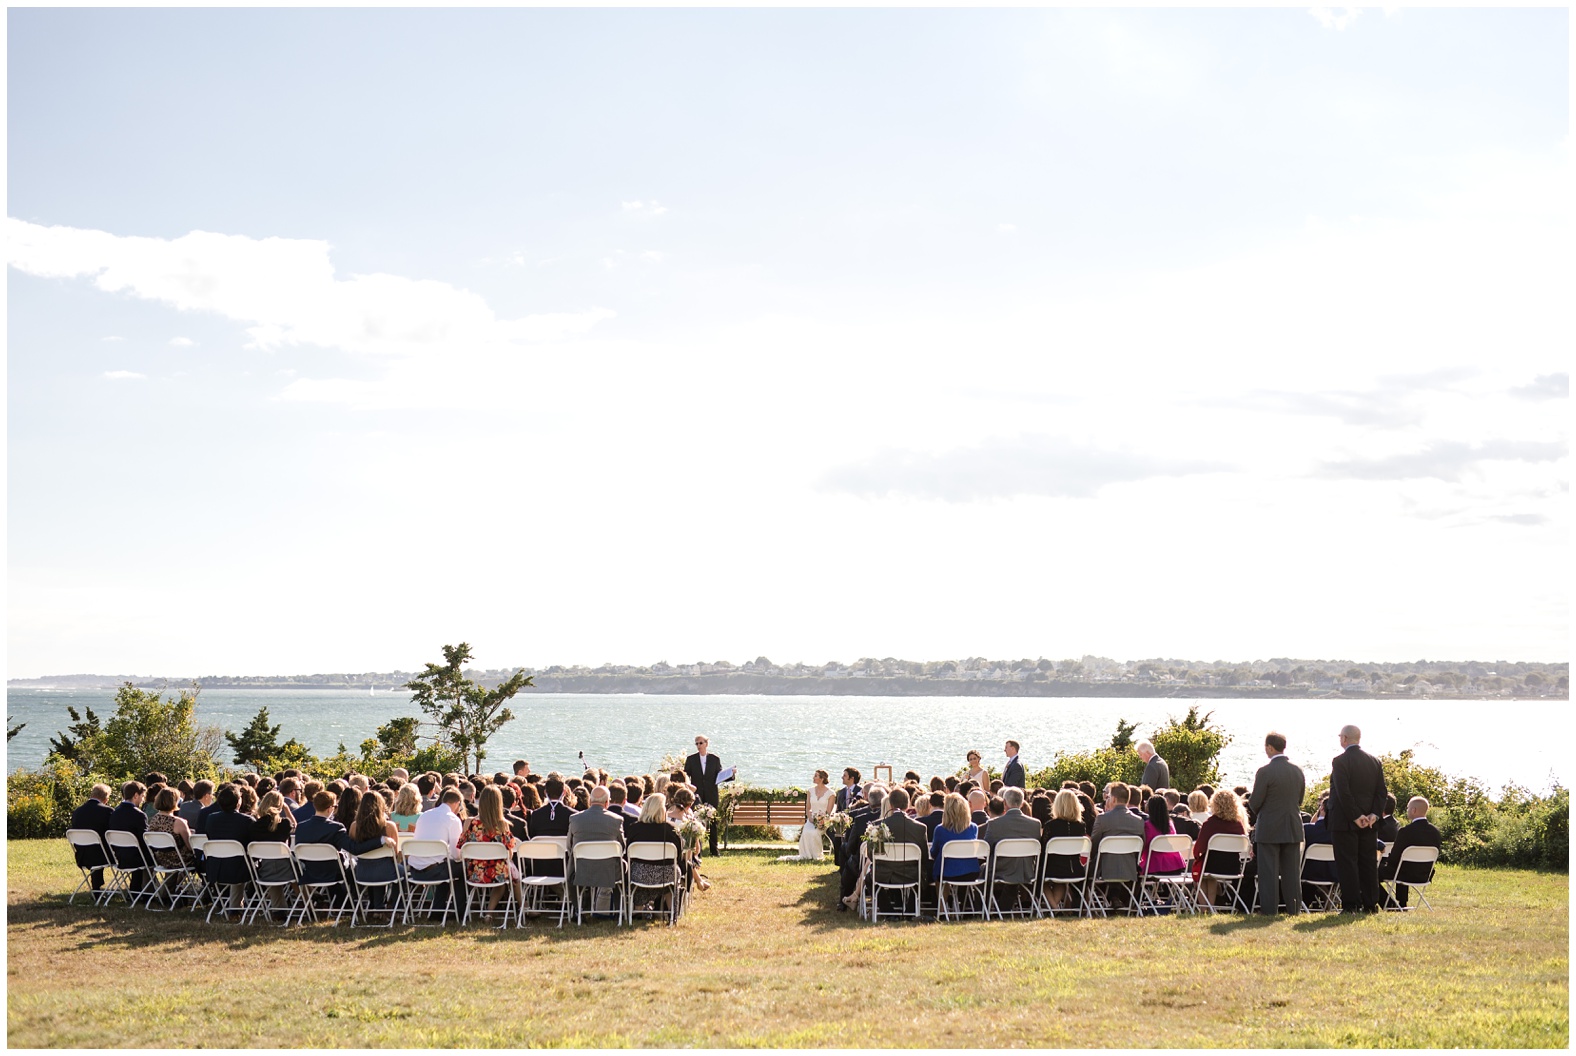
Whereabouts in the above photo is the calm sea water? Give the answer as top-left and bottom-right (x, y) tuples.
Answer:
(4, 687), (1564, 792)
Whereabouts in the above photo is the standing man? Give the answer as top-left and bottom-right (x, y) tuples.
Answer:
(685, 734), (723, 856)
(1328, 724), (1388, 914)
(1002, 741), (1026, 790)
(1248, 731), (1307, 916)
(1137, 741), (1170, 791)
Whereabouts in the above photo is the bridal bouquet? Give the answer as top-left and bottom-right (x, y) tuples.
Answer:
(861, 822), (892, 856)
(818, 811), (853, 838)
(692, 803), (719, 829)
(678, 817), (707, 851)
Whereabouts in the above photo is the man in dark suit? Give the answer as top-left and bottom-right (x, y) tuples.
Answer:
(105, 781), (153, 900)
(1379, 796), (1442, 908)
(685, 734), (725, 855)
(1138, 741), (1170, 791)
(1002, 741), (1026, 790)
(294, 790), (352, 896)
(1374, 794), (1400, 845)
(1328, 724), (1388, 913)
(526, 777), (576, 878)
(917, 791), (945, 839)
(838, 787), (885, 907)
(499, 785), (532, 842)
(69, 783), (116, 892)
(1248, 731), (1307, 915)
(835, 768), (862, 812)
(870, 788), (929, 913)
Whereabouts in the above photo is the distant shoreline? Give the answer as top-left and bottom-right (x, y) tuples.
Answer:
(6, 673), (1563, 701)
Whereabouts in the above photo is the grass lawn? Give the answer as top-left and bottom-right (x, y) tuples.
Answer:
(5, 839), (1567, 1048)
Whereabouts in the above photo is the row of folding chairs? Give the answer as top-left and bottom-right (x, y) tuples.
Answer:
(1300, 842), (1439, 911)
(64, 829), (689, 929)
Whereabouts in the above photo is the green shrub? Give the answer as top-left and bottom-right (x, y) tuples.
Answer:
(1149, 707), (1230, 793)
(6, 762), (110, 839)
(1027, 746), (1142, 791)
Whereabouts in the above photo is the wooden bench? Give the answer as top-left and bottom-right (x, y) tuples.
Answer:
(724, 798), (807, 847)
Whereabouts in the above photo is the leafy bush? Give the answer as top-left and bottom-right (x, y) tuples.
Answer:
(6, 762), (110, 839)
(1027, 746), (1143, 791)
(1148, 707), (1230, 792)
(47, 683), (223, 781)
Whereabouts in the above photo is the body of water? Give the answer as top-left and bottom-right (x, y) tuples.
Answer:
(5, 687), (1564, 793)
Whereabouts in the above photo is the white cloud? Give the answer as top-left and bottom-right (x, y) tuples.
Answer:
(1309, 7), (1363, 31)
(169, 336), (195, 347)
(100, 335), (124, 342)
(997, 223), (1018, 234)
(621, 200), (668, 216)
(101, 370), (146, 380)
(5, 219), (615, 364)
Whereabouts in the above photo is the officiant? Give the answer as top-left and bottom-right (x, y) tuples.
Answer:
(685, 734), (727, 855)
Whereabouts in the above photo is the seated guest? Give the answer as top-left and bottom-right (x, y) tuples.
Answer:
(407, 789), (466, 914)
(623, 779), (645, 818)
(348, 788), (401, 911)
(1075, 791), (1097, 835)
(1192, 789), (1247, 907)
(1374, 794), (1400, 845)
(943, 775), (958, 793)
(627, 793), (689, 903)
(1086, 783), (1145, 901)
(278, 777), (304, 818)
(417, 773), (440, 812)
(1379, 796), (1442, 908)
(837, 786), (886, 908)
(250, 791), (297, 916)
(929, 792), (981, 888)
(499, 786), (531, 841)
(517, 781), (543, 813)
(69, 784), (116, 893)
(566, 785), (626, 908)
(605, 783), (636, 836)
(106, 781), (152, 898)
(984, 787), (1039, 909)
(203, 784), (257, 915)
(1188, 790), (1211, 827)
(929, 776), (947, 794)
(295, 790), (351, 896)
(1040, 789), (1086, 911)
(390, 783), (422, 832)
(334, 786), (362, 831)
(915, 790), (941, 835)
(459, 785), (521, 913)
(874, 788), (931, 910)
(967, 789), (989, 828)
(1139, 795), (1187, 876)
(572, 786), (591, 811)
(177, 780), (212, 829)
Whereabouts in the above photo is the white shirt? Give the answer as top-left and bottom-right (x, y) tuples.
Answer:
(408, 806), (462, 870)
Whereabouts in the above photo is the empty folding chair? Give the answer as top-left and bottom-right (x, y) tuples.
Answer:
(1193, 832), (1252, 914)
(1084, 834), (1144, 918)
(868, 843), (925, 923)
(200, 839), (252, 922)
(1138, 834), (1195, 916)
(626, 841), (683, 925)
(350, 846), (404, 927)
(1299, 843), (1340, 911)
(289, 843), (352, 925)
(401, 840), (459, 926)
(515, 841), (571, 927)
(936, 839), (990, 922)
(244, 841), (303, 925)
(64, 829), (114, 906)
(460, 843), (518, 928)
(569, 840), (626, 925)
(1381, 845), (1440, 911)
(142, 831), (202, 912)
(987, 838), (1044, 920)
(1040, 836), (1090, 918)
(104, 831), (160, 909)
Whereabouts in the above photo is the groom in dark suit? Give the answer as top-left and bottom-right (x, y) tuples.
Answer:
(685, 734), (723, 855)
(1002, 741), (1026, 790)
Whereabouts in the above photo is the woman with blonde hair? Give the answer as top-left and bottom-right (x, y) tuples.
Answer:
(929, 792), (981, 885)
(391, 783), (422, 831)
(1040, 788), (1086, 911)
(627, 792), (689, 905)
(1188, 789), (1211, 826)
(1191, 789), (1247, 907)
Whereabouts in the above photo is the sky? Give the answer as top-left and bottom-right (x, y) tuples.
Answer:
(6, 7), (1570, 677)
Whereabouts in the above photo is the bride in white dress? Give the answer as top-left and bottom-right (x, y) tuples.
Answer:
(797, 770), (837, 861)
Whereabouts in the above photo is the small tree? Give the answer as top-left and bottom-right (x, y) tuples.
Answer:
(47, 706), (103, 773)
(59, 682), (224, 780)
(1109, 718), (1139, 751)
(1149, 706), (1230, 792)
(7, 716), (24, 742)
(226, 707), (287, 769)
(404, 642), (532, 773)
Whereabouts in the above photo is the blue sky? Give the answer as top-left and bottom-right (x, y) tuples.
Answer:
(7, 7), (1570, 675)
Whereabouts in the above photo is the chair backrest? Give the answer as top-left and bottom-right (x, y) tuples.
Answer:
(940, 838), (988, 862)
(201, 838), (247, 860)
(534, 835), (570, 849)
(1382, 841), (1396, 857)
(1148, 834), (1192, 857)
(1043, 835), (1090, 860)
(1303, 843), (1336, 863)
(627, 841), (678, 863)
(400, 839), (450, 861)
(572, 839), (623, 862)
(1204, 832), (1251, 856)
(516, 840), (567, 862)
(992, 837), (1040, 860)
(105, 830), (143, 850)
(291, 843), (344, 863)
(65, 828), (105, 850)
(461, 842), (509, 861)
(187, 834), (207, 853)
(1396, 846), (1440, 867)
(143, 831), (180, 852)
(873, 842), (923, 862)
(356, 845), (396, 862)
(249, 841), (292, 861)
(1098, 834), (1144, 857)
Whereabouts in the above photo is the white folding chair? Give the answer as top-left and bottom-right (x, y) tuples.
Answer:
(350, 846), (404, 927)
(987, 838), (1044, 920)
(1138, 834), (1195, 916)
(1299, 843), (1340, 911)
(626, 841), (683, 925)
(187, 834), (208, 854)
(1381, 846), (1440, 911)
(460, 843), (518, 928)
(243, 841), (303, 925)
(104, 830), (159, 909)
(1193, 833), (1252, 914)
(569, 840), (626, 925)
(1084, 834), (1144, 918)
(142, 831), (202, 911)
(868, 843), (925, 923)
(289, 843), (352, 925)
(401, 840), (459, 926)
(199, 839), (251, 922)
(64, 829), (114, 906)
(1040, 836), (1090, 918)
(515, 840), (571, 927)
(936, 839), (990, 922)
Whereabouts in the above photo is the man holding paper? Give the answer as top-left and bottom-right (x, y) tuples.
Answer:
(685, 734), (734, 855)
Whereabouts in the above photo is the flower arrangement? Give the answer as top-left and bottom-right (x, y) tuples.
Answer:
(692, 803), (718, 828)
(678, 817), (707, 851)
(818, 811), (853, 839)
(861, 822), (892, 856)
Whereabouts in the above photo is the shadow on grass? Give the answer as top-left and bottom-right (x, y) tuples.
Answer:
(1290, 911), (1368, 932)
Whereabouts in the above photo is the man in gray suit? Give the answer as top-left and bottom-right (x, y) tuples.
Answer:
(1086, 781), (1146, 892)
(1137, 741), (1170, 791)
(567, 785), (627, 897)
(871, 788), (929, 910)
(1248, 731), (1307, 915)
(984, 787), (1041, 911)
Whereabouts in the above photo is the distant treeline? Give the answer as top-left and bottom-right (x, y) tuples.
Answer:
(11, 655), (1567, 699)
